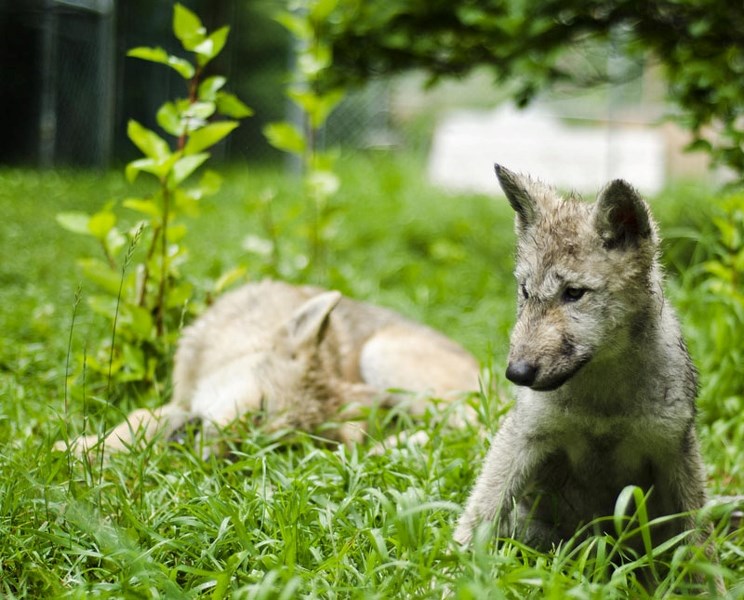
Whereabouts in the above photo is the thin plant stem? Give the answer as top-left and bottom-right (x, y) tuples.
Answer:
(156, 185), (171, 337)
(108, 225), (144, 397)
(64, 283), (83, 420)
(137, 225), (160, 308)
(63, 283), (83, 487)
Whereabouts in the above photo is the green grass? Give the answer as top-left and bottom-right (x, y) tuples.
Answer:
(0, 154), (742, 597)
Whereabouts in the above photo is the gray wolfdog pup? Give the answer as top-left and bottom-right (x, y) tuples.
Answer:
(57, 279), (479, 456)
(455, 166), (710, 558)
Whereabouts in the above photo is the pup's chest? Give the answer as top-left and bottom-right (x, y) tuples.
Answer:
(526, 430), (659, 539)
(566, 421), (643, 472)
(535, 410), (678, 492)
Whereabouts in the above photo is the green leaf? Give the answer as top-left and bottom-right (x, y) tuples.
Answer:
(166, 223), (188, 244)
(183, 121), (238, 155)
(216, 92), (254, 119)
(275, 12), (312, 40)
(310, 147), (340, 171)
(182, 102), (217, 133)
(87, 294), (119, 320)
(119, 344), (147, 377)
(704, 260), (733, 282)
(685, 138), (713, 154)
(188, 102), (217, 120)
(212, 552), (247, 600)
(214, 266), (247, 294)
(121, 303), (154, 338)
(193, 26), (230, 67)
(125, 158), (164, 183)
(156, 102), (184, 137)
(198, 170), (223, 196)
(263, 122), (306, 154)
(128, 120), (171, 160)
(88, 211), (117, 241)
(171, 153), (210, 186)
(198, 76), (227, 102)
(173, 3), (206, 51)
(57, 212), (91, 235)
(127, 46), (195, 79)
(122, 198), (162, 219)
(166, 281), (194, 308)
(77, 258), (123, 296)
(105, 227), (127, 258)
(125, 154), (179, 182)
(297, 45), (332, 79)
(309, 0), (339, 25)
(613, 485), (636, 536)
(173, 189), (200, 217)
(289, 88), (344, 129)
(125, 158), (153, 183)
(184, 169), (222, 202)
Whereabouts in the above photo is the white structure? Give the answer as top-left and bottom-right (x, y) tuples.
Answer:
(428, 104), (666, 195)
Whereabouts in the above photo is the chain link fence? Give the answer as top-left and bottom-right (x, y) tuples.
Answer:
(0, 0), (117, 168)
(39, 0), (116, 168)
(0, 0), (394, 168)
(323, 79), (395, 150)
(0, 0), (115, 167)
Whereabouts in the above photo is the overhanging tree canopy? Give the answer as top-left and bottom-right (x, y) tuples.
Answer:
(317, 0), (744, 180)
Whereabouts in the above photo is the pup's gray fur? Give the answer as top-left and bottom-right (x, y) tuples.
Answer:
(455, 166), (709, 557)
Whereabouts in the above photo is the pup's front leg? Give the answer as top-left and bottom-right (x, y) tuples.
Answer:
(55, 403), (192, 458)
(454, 414), (545, 545)
(656, 434), (725, 593)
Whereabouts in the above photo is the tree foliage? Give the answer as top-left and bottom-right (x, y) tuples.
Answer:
(318, 0), (744, 180)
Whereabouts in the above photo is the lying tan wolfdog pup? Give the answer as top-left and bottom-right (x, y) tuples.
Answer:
(57, 279), (480, 456)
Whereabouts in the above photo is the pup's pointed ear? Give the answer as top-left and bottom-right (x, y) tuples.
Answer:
(284, 290), (342, 348)
(495, 164), (536, 228)
(594, 179), (653, 249)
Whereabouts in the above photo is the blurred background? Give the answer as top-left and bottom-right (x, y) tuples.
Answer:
(0, 5), (742, 594)
(0, 0), (728, 192)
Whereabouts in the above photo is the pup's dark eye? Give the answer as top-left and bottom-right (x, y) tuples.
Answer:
(520, 283), (529, 300)
(562, 287), (587, 302)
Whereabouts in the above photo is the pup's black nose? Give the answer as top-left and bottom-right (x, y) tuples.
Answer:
(505, 360), (538, 387)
